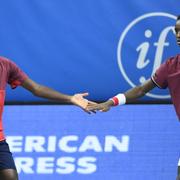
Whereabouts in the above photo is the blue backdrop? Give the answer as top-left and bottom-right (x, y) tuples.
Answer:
(0, 1), (179, 102)
(3, 105), (180, 180)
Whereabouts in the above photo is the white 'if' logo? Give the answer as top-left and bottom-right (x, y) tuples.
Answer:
(117, 12), (177, 99)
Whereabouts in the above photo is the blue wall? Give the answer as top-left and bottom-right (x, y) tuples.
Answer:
(3, 105), (180, 180)
(0, 1), (179, 102)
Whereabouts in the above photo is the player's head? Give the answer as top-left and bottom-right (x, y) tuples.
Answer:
(175, 15), (180, 46)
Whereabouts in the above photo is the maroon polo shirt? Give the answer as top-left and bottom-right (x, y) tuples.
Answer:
(0, 56), (28, 140)
(152, 54), (180, 120)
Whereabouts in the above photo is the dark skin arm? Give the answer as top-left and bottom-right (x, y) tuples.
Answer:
(87, 79), (156, 112)
(21, 78), (95, 113)
(124, 79), (156, 103)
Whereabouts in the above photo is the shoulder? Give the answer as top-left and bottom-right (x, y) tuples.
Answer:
(0, 56), (9, 62)
(0, 56), (18, 68)
(0, 56), (20, 75)
(165, 54), (180, 65)
(0, 56), (13, 65)
(164, 54), (180, 72)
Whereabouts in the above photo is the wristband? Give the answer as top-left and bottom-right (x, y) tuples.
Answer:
(109, 93), (126, 106)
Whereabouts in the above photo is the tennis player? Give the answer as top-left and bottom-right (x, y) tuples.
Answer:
(87, 15), (180, 180)
(0, 56), (93, 180)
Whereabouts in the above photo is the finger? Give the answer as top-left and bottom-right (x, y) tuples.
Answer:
(90, 110), (97, 114)
(81, 92), (89, 97)
(100, 109), (106, 112)
(99, 108), (107, 112)
(87, 105), (96, 109)
(83, 107), (94, 114)
(85, 106), (97, 114)
(85, 106), (96, 112)
(87, 102), (98, 106)
(88, 101), (97, 105)
(87, 104), (99, 109)
(95, 106), (104, 111)
(83, 109), (91, 114)
(87, 107), (97, 111)
(102, 108), (110, 112)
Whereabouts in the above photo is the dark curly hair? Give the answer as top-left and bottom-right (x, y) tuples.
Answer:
(177, 15), (180, 20)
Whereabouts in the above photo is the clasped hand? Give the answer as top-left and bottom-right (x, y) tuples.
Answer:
(71, 93), (112, 113)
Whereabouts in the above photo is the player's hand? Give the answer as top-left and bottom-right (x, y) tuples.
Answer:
(87, 100), (113, 112)
(71, 93), (97, 114)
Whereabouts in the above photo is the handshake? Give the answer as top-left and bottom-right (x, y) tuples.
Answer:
(71, 92), (126, 114)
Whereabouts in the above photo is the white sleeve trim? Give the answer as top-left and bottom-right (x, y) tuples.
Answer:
(151, 76), (163, 89)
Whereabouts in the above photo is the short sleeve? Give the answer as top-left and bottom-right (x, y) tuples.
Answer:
(151, 60), (169, 89)
(7, 60), (28, 89)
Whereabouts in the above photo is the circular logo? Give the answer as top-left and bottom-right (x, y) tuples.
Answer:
(117, 12), (177, 99)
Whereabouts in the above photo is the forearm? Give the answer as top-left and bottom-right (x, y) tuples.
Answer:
(104, 86), (145, 108)
(125, 79), (156, 103)
(124, 86), (145, 103)
(106, 79), (156, 106)
(33, 85), (72, 103)
(22, 78), (90, 110)
(86, 79), (156, 112)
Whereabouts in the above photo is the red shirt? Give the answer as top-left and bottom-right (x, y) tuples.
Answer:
(0, 56), (28, 140)
(152, 54), (180, 120)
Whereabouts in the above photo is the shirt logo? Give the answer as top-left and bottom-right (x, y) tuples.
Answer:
(117, 12), (178, 99)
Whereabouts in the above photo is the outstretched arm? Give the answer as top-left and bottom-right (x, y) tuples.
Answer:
(124, 79), (156, 103)
(87, 79), (156, 112)
(21, 78), (93, 112)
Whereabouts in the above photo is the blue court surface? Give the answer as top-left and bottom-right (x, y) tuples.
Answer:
(3, 105), (180, 180)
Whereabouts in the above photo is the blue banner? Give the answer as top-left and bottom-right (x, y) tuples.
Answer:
(0, 1), (179, 102)
(3, 105), (180, 180)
